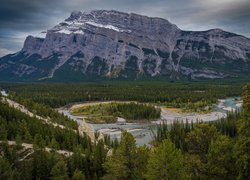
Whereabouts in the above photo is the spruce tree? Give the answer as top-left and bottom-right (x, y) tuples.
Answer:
(234, 83), (250, 179)
(103, 131), (138, 179)
(146, 138), (186, 180)
(72, 169), (85, 180)
(206, 135), (236, 178)
(51, 160), (69, 180)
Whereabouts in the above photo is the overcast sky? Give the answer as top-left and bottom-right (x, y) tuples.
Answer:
(1, 0), (250, 57)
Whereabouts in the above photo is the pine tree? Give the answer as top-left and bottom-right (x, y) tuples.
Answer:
(185, 123), (218, 161)
(0, 117), (7, 140)
(68, 146), (85, 177)
(132, 146), (149, 179)
(33, 150), (50, 179)
(49, 137), (59, 150)
(72, 169), (85, 180)
(51, 160), (69, 180)
(19, 160), (33, 180)
(92, 140), (107, 177)
(33, 134), (45, 149)
(234, 83), (250, 179)
(16, 133), (22, 146)
(24, 130), (32, 142)
(103, 131), (138, 179)
(0, 157), (14, 179)
(146, 138), (186, 180)
(206, 135), (236, 178)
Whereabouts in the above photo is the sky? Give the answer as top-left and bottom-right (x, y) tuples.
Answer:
(0, 0), (250, 57)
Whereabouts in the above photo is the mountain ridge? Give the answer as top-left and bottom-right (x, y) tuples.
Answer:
(0, 9), (250, 81)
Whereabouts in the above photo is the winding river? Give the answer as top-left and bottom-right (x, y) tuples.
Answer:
(0, 89), (243, 145)
(59, 97), (242, 146)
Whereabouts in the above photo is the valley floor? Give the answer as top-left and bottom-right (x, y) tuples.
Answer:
(59, 97), (242, 146)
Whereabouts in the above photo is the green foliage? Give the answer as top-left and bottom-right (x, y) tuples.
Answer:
(103, 131), (148, 179)
(185, 124), (218, 161)
(185, 154), (205, 179)
(169, 120), (191, 152)
(12, 96), (78, 129)
(146, 138), (186, 180)
(103, 131), (137, 179)
(0, 157), (16, 179)
(211, 111), (240, 137)
(0, 100), (91, 151)
(206, 135), (236, 178)
(32, 150), (51, 179)
(234, 83), (250, 179)
(154, 120), (192, 152)
(0, 82), (249, 179)
(72, 169), (85, 180)
(49, 137), (60, 150)
(2, 81), (243, 109)
(74, 102), (160, 123)
(51, 160), (69, 180)
(33, 134), (46, 149)
(109, 102), (160, 120)
(182, 100), (212, 113)
(92, 140), (107, 177)
(239, 83), (250, 137)
(151, 104), (248, 179)
(234, 137), (250, 179)
(133, 146), (149, 179)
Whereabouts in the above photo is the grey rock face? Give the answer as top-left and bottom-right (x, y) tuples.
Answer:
(1, 10), (250, 81)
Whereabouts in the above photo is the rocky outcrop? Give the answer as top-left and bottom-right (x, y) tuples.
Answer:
(0, 10), (250, 81)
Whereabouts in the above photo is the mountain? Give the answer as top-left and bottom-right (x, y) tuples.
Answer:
(1, 10), (250, 81)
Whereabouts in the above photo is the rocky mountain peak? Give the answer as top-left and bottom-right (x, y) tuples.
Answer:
(49, 10), (180, 36)
(0, 10), (250, 81)
(66, 10), (83, 21)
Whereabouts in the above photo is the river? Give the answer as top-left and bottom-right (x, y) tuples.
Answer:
(58, 97), (242, 146)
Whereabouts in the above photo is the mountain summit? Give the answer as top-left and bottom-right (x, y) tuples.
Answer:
(1, 10), (250, 81)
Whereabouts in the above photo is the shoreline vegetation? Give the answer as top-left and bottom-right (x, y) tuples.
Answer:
(68, 97), (238, 125)
(71, 102), (161, 123)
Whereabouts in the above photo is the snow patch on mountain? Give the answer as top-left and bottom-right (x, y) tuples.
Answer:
(85, 21), (131, 33)
(1, 10), (250, 81)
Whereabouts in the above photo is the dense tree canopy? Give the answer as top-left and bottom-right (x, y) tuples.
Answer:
(0, 82), (249, 179)
(146, 138), (186, 180)
(234, 83), (250, 179)
(2, 81), (243, 109)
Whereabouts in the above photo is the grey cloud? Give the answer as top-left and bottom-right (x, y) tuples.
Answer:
(0, 0), (250, 57)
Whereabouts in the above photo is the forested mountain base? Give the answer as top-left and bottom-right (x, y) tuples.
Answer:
(0, 82), (249, 179)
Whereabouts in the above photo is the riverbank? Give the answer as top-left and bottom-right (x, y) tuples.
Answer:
(58, 97), (242, 146)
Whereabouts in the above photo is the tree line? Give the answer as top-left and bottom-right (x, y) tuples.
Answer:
(2, 81), (243, 108)
(0, 83), (249, 179)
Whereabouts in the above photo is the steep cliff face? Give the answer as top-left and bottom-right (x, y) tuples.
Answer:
(1, 10), (250, 81)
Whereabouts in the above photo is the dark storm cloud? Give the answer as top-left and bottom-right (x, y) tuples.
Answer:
(1, 0), (250, 56)
(1, 0), (70, 31)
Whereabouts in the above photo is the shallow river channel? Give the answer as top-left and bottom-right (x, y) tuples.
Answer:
(59, 97), (242, 146)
